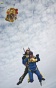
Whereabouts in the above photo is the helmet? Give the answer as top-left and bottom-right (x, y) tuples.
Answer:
(23, 48), (30, 55)
(26, 48), (30, 51)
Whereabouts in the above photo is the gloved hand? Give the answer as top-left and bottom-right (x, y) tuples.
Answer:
(36, 54), (40, 61)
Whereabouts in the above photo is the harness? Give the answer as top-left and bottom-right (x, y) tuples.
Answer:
(28, 67), (38, 72)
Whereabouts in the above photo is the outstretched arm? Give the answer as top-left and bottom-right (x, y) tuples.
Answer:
(36, 54), (40, 62)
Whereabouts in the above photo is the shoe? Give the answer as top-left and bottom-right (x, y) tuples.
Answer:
(40, 80), (42, 86)
(17, 81), (22, 85)
(42, 78), (45, 81)
(17, 77), (22, 85)
(40, 81), (42, 86)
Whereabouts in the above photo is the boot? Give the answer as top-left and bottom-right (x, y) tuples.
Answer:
(40, 80), (42, 86)
(42, 77), (45, 81)
(17, 81), (22, 85)
(17, 77), (23, 85)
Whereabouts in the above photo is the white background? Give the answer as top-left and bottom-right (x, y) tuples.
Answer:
(0, 0), (56, 88)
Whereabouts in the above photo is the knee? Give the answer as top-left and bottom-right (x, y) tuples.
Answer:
(38, 74), (42, 80)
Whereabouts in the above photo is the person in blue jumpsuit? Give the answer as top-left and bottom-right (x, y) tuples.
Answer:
(23, 51), (45, 85)
(17, 48), (45, 85)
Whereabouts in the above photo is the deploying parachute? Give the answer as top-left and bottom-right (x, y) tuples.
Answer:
(5, 8), (18, 22)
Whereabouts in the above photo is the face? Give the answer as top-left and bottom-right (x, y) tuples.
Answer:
(29, 54), (33, 58)
(26, 50), (30, 55)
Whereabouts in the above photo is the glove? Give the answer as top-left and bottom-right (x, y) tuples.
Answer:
(36, 54), (40, 61)
(22, 56), (26, 60)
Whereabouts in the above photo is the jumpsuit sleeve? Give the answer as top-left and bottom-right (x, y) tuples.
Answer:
(22, 56), (28, 65)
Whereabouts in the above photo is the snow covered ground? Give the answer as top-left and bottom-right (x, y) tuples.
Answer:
(0, 0), (56, 88)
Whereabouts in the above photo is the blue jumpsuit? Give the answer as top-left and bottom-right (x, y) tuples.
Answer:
(22, 55), (42, 82)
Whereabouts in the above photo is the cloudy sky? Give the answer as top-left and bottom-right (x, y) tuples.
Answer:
(0, 0), (56, 88)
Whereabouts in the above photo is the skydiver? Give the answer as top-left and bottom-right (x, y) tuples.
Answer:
(23, 51), (45, 86)
(17, 48), (45, 85)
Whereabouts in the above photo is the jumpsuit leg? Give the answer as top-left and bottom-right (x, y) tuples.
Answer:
(17, 67), (28, 85)
(34, 69), (42, 82)
(37, 68), (45, 81)
(28, 70), (33, 82)
(21, 67), (28, 80)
